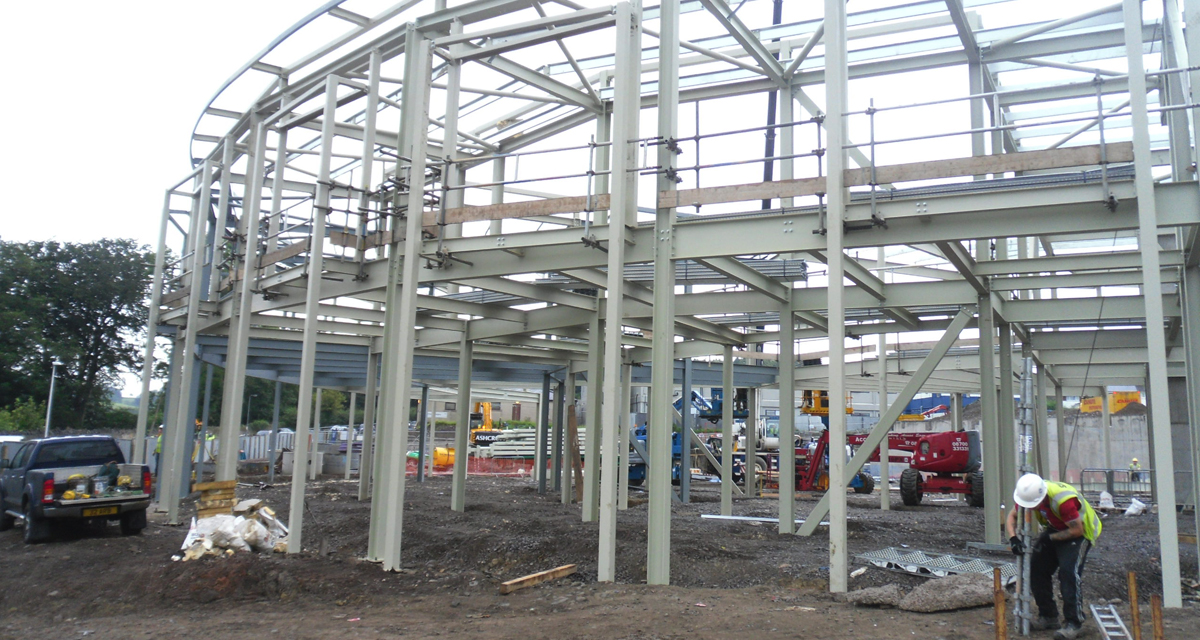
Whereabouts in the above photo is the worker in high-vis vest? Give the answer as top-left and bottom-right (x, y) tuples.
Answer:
(1007, 473), (1102, 640)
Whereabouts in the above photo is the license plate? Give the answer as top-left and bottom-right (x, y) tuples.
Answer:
(82, 506), (118, 517)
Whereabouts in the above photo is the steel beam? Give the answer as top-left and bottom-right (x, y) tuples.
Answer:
(697, 0), (785, 84)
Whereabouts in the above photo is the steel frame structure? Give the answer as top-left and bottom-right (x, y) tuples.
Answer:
(139, 0), (1200, 606)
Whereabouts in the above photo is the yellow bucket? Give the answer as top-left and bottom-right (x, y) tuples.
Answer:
(433, 447), (455, 466)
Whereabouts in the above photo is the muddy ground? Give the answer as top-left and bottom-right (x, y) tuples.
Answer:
(1, 473), (1198, 639)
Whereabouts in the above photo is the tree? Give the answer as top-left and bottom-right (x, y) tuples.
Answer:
(0, 239), (154, 428)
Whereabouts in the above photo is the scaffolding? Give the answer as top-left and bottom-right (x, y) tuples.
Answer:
(139, 0), (1200, 608)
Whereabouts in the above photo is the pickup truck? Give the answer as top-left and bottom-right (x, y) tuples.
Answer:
(0, 436), (152, 543)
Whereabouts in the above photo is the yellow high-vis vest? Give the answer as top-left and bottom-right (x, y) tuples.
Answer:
(1037, 481), (1101, 544)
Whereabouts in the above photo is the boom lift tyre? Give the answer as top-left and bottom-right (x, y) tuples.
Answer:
(899, 467), (923, 506)
(967, 470), (985, 507)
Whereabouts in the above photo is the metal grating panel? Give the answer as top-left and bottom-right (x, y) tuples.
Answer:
(855, 547), (1018, 586)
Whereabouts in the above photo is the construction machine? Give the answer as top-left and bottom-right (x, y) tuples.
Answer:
(469, 402), (502, 447)
(847, 430), (984, 507)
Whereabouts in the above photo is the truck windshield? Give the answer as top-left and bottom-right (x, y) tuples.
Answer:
(33, 440), (124, 466)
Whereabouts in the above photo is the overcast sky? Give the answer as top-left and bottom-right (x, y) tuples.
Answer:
(0, 1), (314, 249)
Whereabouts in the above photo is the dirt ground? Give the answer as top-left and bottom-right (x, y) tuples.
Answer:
(2, 472), (1198, 639)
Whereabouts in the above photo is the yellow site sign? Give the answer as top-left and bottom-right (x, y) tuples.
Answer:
(1081, 391), (1141, 413)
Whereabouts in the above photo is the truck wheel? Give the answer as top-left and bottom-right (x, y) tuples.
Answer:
(854, 472), (875, 494)
(899, 468), (923, 506)
(119, 510), (147, 536)
(967, 470), (986, 508)
(0, 492), (13, 532)
(23, 502), (50, 544)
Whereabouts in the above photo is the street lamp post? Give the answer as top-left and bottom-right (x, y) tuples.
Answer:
(43, 359), (63, 438)
(245, 394), (257, 428)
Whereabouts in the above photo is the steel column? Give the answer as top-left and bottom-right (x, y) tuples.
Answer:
(310, 388), (321, 481)
(646, 0), (675, 587)
(979, 293), (1002, 543)
(721, 345), (734, 516)
(1125, 0), (1183, 606)
(562, 372), (576, 505)
(879, 332), (890, 510)
(345, 391), (356, 480)
(1036, 364), (1050, 477)
(537, 372), (551, 494)
(216, 119), (268, 482)
(745, 387), (757, 496)
(680, 358), (693, 504)
(377, 26), (434, 572)
(824, 0), (850, 594)
(583, 312), (603, 522)
(1101, 385), (1112, 469)
(779, 295), (796, 533)
(597, 13), (638, 573)
(166, 163), (214, 524)
(1054, 383), (1066, 482)
(416, 385), (429, 482)
(554, 377), (564, 492)
(358, 352), (379, 500)
(134, 191), (172, 464)
(287, 76), (339, 554)
(269, 380), (282, 485)
(998, 322), (1017, 508)
(1185, 265), (1200, 575)
(452, 335), (472, 512)
(619, 361), (633, 510)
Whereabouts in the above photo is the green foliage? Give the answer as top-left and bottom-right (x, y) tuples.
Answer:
(503, 419), (536, 430)
(0, 239), (154, 428)
(248, 419), (270, 432)
(0, 397), (46, 432)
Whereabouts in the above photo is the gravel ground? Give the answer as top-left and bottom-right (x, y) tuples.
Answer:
(1, 472), (1197, 639)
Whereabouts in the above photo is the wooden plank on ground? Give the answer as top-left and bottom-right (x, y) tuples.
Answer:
(499, 564), (577, 595)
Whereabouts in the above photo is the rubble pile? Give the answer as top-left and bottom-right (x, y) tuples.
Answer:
(174, 499), (289, 561)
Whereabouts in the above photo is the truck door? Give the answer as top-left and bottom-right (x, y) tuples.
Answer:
(1, 444), (32, 507)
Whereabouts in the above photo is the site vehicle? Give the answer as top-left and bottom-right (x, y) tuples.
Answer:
(847, 430), (984, 507)
(469, 402), (502, 446)
(0, 436), (152, 543)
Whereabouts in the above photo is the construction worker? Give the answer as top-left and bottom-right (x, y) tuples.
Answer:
(1128, 457), (1142, 482)
(1007, 473), (1102, 640)
(154, 426), (164, 477)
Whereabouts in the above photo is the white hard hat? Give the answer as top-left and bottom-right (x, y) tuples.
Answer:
(1013, 473), (1047, 508)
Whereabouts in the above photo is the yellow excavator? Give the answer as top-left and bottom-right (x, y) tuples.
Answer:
(470, 402), (503, 446)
